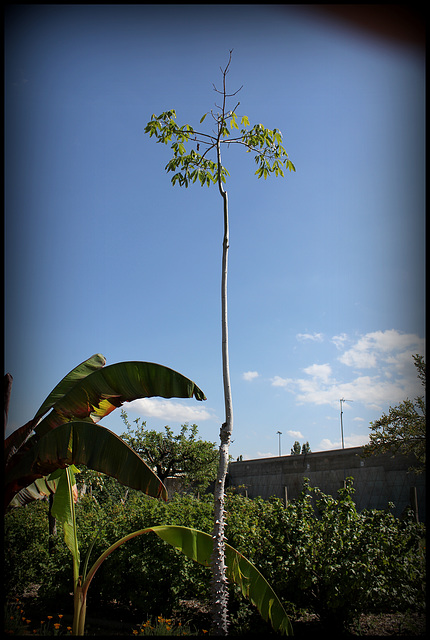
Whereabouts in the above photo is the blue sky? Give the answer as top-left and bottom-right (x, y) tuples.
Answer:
(5, 5), (425, 460)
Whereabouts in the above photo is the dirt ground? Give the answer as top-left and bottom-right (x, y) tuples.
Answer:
(160, 600), (426, 637)
(9, 593), (426, 636)
(292, 610), (426, 637)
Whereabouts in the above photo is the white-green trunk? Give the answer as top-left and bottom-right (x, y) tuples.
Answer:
(210, 139), (233, 635)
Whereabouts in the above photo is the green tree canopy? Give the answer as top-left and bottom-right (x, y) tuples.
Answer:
(301, 441), (311, 454)
(290, 441), (311, 455)
(291, 441), (301, 455)
(362, 354), (426, 473)
(120, 409), (218, 492)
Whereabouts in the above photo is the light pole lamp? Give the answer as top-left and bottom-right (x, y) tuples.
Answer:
(277, 430), (282, 456)
(339, 398), (353, 449)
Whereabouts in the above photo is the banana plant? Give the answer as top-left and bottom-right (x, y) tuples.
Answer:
(64, 516), (293, 635)
(5, 354), (206, 510)
(36, 453), (292, 635)
(4, 357), (292, 635)
(4, 354), (207, 635)
(6, 421), (170, 507)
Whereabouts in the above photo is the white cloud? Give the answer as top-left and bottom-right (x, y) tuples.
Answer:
(317, 433), (370, 451)
(334, 375), (411, 410)
(271, 375), (293, 388)
(339, 330), (424, 370)
(242, 371), (260, 382)
(303, 363), (332, 383)
(287, 429), (304, 439)
(271, 330), (424, 411)
(257, 451), (276, 458)
(125, 398), (215, 423)
(286, 373), (418, 411)
(331, 333), (348, 349)
(296, 332), (324, 342)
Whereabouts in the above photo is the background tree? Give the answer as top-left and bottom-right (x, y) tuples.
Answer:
(291, 441), (311, 455)
(301, 441), (311, 454)
(144, 50), (295, 635)
(120, 410), (218, 492)
(291, 441), (301, 455)
(362, 354), (426, 473)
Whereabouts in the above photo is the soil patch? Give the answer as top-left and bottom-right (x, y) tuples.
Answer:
(290, 611), (426, 637)
(9, 594), (426, 636)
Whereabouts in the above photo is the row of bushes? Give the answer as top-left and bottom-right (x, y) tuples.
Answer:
(4, 477), (426, 633)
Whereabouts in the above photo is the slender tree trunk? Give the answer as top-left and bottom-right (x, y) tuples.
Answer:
(210, 139), (233, 635)
(4, 373), (13, 435)
(48, 493), (57, 555)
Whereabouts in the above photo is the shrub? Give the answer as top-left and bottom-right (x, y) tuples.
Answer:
(4, 500), (71, 603)
(78, 491), (214, 618)
(225, 478), (426, 631)
(4, 478), (426, 633)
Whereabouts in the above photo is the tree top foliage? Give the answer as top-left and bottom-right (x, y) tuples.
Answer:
(144, 51), (295, 189)
(120, 410), (218, 491)
(362, 354), (426, 473)
(291, 441), (311, 455)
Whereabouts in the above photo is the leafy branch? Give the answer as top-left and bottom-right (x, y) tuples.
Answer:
(144, 91), (295, 188)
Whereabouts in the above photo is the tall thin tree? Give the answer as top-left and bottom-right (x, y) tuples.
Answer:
(144, 51), (295, 634)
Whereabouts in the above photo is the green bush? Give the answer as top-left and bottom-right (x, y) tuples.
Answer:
(225, 478), (426, 631)
(74, 491), (214, 618)
(4, 500), (51, 597)
(4, 499), (72, 604)
(4, 478), (426, 633)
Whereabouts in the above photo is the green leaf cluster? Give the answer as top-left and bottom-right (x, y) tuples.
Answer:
(145, 111), (226, 188)
(144, 110), (193, 144)
(241, 123), (296, 178)
(144, 107), (295, 189)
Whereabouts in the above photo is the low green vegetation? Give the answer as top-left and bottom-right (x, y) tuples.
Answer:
(4, 477), (425, 635)
(4, 356), (293, 635)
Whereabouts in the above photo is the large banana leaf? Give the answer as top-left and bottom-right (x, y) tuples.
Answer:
(50, 466), (81, 575)
(4, 354), (107, 465)
(8, 475), (58, 508)
(47, 465), (87, 635)
(5, 421), (168, 509)
(34, 354), (107, 422)
(5, 360), (205, 509)
(81, 525), (293, 636)
(34, 361), (206, 439)
(4, 418), (39, 467)
(151, 526), (293, 636)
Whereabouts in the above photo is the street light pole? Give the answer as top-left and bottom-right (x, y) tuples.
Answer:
(339, 398), (353, 449)
(277, 430), (282, 456)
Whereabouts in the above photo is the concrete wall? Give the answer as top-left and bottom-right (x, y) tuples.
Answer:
(227, 447), (426, 522)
